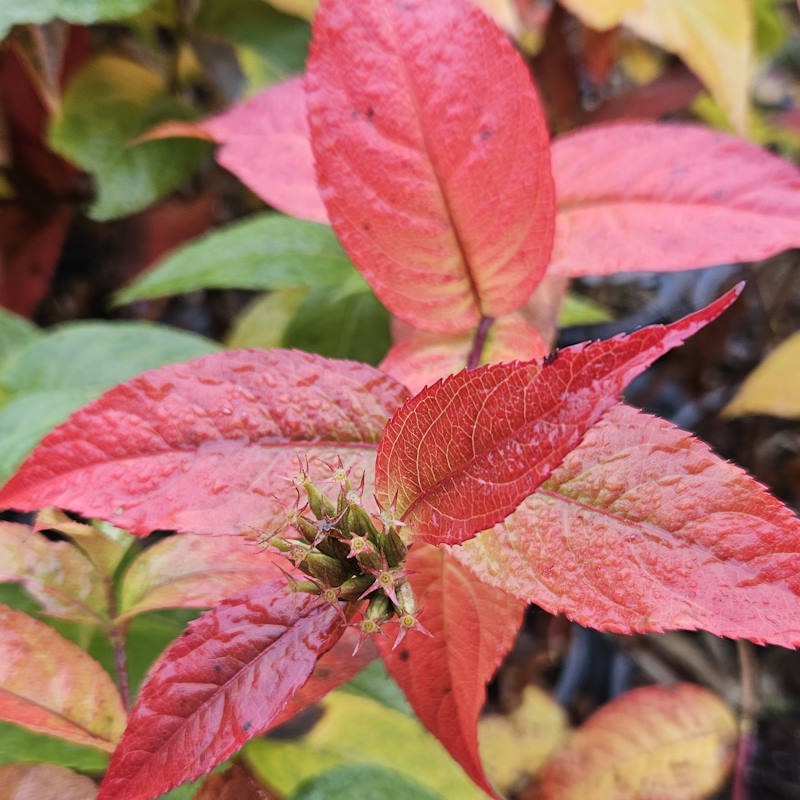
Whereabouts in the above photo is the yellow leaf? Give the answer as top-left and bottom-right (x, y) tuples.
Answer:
(722, 330), (800, 419)
(622, 0), (753, 134)
(558, 0), (645, 31)
(260, 0), (316, 21)
(537, 683), (737, 800)
(225, 288), (309, 349)
(244, 692), (488, 799)
(479, 686), (568, 795)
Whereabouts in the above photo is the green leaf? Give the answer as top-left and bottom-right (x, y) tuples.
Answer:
(244, 692), (487, 800)
(289, 764), (443, 800)
(195, 0), (310, 90)
(338, 660), (412, 716)
(557, 292), (612, 327)
(283, 287), (391, 365)
(49, 55), (211, 221)
(0, 721), (107, 772)
(114, 213), (364, 305)
(0, 321), (217, 482)
(226, 288), (309, 349)
(0, 0), (157, 39)
(0, 309), (39, 366)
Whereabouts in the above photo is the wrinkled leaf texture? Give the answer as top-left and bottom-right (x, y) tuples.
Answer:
(97, 580), (344, 800)
(0, 350), (408, 536)
(376, 286), (740, 545)
(454, 404), (800, 646)
(306, 0), (554, 333)
(379, 544), (526, 799)
(550, 122), (800, 276)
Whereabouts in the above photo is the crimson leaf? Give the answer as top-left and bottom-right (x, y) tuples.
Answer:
(97, 580), (345, 800)
(379, 544), (526, 799)
(454, 404), (800, 646)
(306, 0), (554, 333)
(0, 349), (408, 536)
(375, 286), (741, 545)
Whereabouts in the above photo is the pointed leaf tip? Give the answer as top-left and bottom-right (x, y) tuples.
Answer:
(307, 0), (555, 333)
(376, 286), (740, 545)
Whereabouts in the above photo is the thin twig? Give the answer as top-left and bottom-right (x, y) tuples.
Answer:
(732, 640), (758, 800)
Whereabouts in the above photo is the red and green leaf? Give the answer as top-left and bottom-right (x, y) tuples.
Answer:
(0, 605), (126, 751)
(0, 349), (408, 536)
(454, 403), (800, 647)
(376, 287), (741, 546)
(306, 0), (554, 333)
(97, 580), (345, 800)
(379, 543), (525, 799)
(117, 533), (289, 620)
(0, 522), (108, 623)
(551, 122), (800, 277)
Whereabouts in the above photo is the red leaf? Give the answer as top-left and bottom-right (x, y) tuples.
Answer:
(269, 628), (378, 731)
(204, 77), (328, 225)
(379, 544), (525, 799)
(376, 287), (741, 545)
(454, 404), (800, 646)
(98, 580), (345, 800)
(306, 0), (555, 333)
(0, 349), (408, 536)
(550, 122), (800, 277)
(380, 313), (549, 395)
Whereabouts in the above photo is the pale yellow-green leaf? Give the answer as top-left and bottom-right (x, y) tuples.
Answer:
(622, 0), (753, 134)
(558, 0), (645, 31)
(537, 683), (737, 800)
(244, 692), (488, 800)
(722, 330), (800, 419)
(479, 686), (568, 795)
(225, 288), (308, 349)
(260, 0), (315, 20)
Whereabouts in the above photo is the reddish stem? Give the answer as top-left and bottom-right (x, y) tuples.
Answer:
(466, 316), (494, 369)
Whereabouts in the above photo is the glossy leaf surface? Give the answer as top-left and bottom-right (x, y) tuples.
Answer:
(117, 534), (287, 620)
(380, 314), (549, 395)
(537, 684), (736, 799)
(551, 123), (800, 277)
(98, 581), (344, 800)
(722, 330), (800, 419)
(376, 288), (740, 545)
(113, 213), (360, 305)
(0, 522), (107, 623)
(455, 404), (800, 646)
(0, 605), (126, 751)
(0, 321), (217, 483)
(380, 544), (526, 799)
(0, 349), (408, 536)
(306, 0), (555, 333)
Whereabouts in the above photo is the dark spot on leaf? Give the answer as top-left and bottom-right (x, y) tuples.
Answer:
(398, 648), (410, 661)
(479, 127), (491, 141)
(243, 720), (252, 732)
(214, 663), (222, 675)
(350, 109), (359, 119)
(367, 107), (375, 121)
(544, 350), (559, 365)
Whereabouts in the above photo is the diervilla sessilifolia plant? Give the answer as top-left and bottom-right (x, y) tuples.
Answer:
(2, 0), (800, 798)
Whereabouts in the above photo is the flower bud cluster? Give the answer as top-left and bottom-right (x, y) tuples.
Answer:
(267, 463), (428, 648)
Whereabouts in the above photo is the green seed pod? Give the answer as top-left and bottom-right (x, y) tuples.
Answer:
(383, 527), (408, 567)
(355, 546), (383, 573)
(304, 479), (336, 519)
(338, 573), (375, 600)
(365, 592), (391, 621)
(395, 579), (416, 614)
(347, 503), (379, 541)
(295, 515), (321, 544)
(301, 552), (350, 586)
(316, 534), (351, 562)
